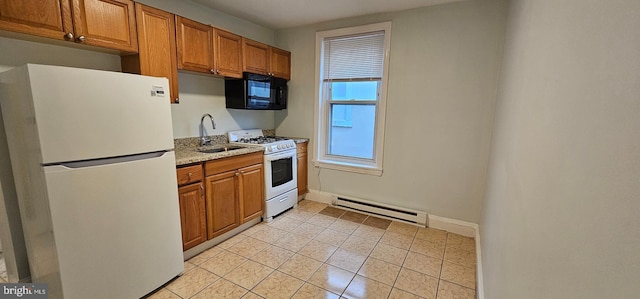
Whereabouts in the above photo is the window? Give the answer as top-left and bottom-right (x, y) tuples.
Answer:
(313, 22), (391, 176)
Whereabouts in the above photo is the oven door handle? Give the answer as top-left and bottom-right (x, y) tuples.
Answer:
(265, 150), (295, 161)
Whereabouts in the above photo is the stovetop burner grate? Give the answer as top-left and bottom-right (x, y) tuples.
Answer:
(237, 136), (290, 144)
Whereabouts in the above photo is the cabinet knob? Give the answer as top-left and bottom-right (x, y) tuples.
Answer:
(77, 35), (86, 42)
(210, 69), (215, 74)
(235, 172), (239, 177)
(64, 32), (74, 40)
(188, 172), (193, 178)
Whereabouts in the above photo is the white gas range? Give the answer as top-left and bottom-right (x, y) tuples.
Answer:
(228, 129), (298, 222)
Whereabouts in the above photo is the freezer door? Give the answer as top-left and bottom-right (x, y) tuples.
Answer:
(40, 151), (183, 299)
(26, 64), (175, 164)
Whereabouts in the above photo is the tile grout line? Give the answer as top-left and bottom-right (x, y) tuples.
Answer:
(433, 233), (451, 299)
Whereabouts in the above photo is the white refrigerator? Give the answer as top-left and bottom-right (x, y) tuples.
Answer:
(0, 64), (184, 298)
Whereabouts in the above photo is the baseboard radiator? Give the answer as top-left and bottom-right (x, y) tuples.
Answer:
(332, 195), (427, 226)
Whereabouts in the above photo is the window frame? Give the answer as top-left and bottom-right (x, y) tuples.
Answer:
(313, 22), (392, 176)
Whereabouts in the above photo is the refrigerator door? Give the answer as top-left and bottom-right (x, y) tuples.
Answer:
(25, 64), (174, 164)
(40, 151), (183, 299)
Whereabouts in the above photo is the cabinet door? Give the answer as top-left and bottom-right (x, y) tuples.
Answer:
(125, 3), (179, 103)
(205, 170), (240, 239)
(0, 0), (73, 40)
(297, 153), (308, 197)
(214, 28), (242, 78)
(238, 163), (264, 223)
(270, 47), (291, 80)
(176, 16), (214, 73)
(70, 0), (137, 52)
(296, 142), (308, 196)
(178, 183), (206, 251)
(242, 38), (269, 75)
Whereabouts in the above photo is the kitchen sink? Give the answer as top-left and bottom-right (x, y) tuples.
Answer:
(197, 145), (244, 154)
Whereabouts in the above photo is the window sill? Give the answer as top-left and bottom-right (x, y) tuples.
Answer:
(313, 159), (382, 176)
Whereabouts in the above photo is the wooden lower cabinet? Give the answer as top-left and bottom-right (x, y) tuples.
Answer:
(204, 152), (264, 240)
(205, 170), (240, 239)
(297, 141), (308, 197)
(238, 163), (264, 223)
(178, 182), (206, 251)
(177, 153), (264, 250)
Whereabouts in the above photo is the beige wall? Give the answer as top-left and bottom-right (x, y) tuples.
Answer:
(480, 0), (640, 297)
(274, 0), (508, 223)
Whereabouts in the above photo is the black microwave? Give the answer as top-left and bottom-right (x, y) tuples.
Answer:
(225, 73), (287, 110)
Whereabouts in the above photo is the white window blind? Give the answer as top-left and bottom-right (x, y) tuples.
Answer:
(323, 31), (385, 81)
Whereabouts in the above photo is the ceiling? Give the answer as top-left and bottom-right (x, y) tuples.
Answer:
(191, 0), (464, 29)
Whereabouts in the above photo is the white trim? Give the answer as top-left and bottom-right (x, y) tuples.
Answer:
(427, 214), (484, 298)
(476, 226), (484, 299)
(303, 189), (334, 205)
(427, 214), (476, 237)
(313, 159), (382, 176)
(313, 21), (392, 174)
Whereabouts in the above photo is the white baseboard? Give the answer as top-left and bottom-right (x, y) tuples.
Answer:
(304, 189), (333, 205)
(476, 227), (484, 299)
(427, 214), (476, 237)
(428, 214), (484, 299)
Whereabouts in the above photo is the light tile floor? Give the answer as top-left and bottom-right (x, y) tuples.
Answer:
(0, 252), (7, 282)
(146, 200), (477, 299)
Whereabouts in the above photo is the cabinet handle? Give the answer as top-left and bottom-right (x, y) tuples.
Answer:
(77, 35), (86, 42)
(64, 32), (74, 40)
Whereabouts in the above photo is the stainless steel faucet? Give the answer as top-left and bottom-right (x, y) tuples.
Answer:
(200, 113), (216, 146)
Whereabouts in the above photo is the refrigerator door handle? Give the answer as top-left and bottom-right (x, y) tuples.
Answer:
(51, 151), (171, 169)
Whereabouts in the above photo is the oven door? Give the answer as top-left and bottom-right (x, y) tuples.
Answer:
(264, 149), (297, 200)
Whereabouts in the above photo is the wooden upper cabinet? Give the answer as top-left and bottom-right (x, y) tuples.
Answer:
(242, 38), (269, 75)
(214, 28), (242, 78)
(270, 47), (291, 80)
(70, 0), (137, 52)
(0, 0), (136, 52)
(242, 38), (291, 80)
(0, 0), (72, 40)
(176, 16), (214, 73)
(122, 3), (179, 103)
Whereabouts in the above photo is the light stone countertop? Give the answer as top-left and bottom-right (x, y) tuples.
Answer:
(174, 143), (264, 166)
(173, 134), (308, 166)
(289, 137), (309, 144)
